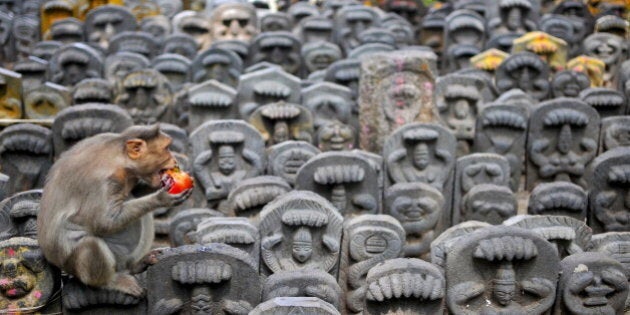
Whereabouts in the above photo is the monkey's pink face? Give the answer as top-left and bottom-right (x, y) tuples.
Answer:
(135, 134), (178, 189)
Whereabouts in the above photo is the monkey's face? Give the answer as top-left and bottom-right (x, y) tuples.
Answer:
(129, 133), (178, 188)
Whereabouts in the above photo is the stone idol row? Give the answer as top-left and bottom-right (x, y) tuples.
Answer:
(1, 184), (630, 314)
(2, 98), (630, 219)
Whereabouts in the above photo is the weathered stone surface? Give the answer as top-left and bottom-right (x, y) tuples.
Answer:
(583, 32), (626, 87)
(107, 31), (160, 60)
(579, 87), (627, 118)
(0, 237), (60, 314)
(554, 252), (628, 315)
(591, 232), (630, 309)
(496, 52), (550, 101)
(114, 69), (173, 124)
(195, 217), (259, 262)
(191, 48), (242, 87)
(236, 67), (301, 119)
(526, 97), (600, 189)
(151, 54), (191, 90)
(474, 103), (528, 191)
(209, 3), (258, 43)
(600, 116), (630, 153)
(0, 124), (52, 195)
(62, 275), (145, 315)
(460, 184), (517, 225)
(266, 141), (320, 186)
(384, 182), (444, 258)
(85, 5), (137, 50)
(0, 68), (23, 119)
(250, 297), (340, 315)
(338, 215), (404, 314)
(24, 82), (70, 119)
(333, 6), (380, 54)
(528, 182), (587, 220)
(430, 221), (491, 269)
(445, 226), (559, 314)
(296, 152), (380, 216)
(552, 70), (591, 98)
(187, 79), (238, 131)
(512, 31), (568, 72)
(169, 208), (224, 247)
(190, 120), (266, 207)
(263, 269), (342, 309)
(224, 176), (291, 219)
(586, 148), (630, 233)
(315, 122), (356, 152)
(249, 102), (314, 146)
(47, 43), (103, 87)
(0, 189), (41, 239)
(504, 215), (592, 259)
(452, 153), (511, 226)
(248, 31), (302, 76)
(435, 74), (487, 155)
(359, 50), (437, 153)
(147, 244), (260, 315)
(259, 191), (343, 277)
(103, 52), (150, 88)
(72, 78), (113, 105)
(51, 104), (133, 159)
(364, 258), (445, 315)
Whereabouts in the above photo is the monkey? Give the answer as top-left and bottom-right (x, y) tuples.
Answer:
(37, 124), (193, 297)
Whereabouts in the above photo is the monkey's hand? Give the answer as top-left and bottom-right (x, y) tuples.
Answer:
(154, 185), (194, 208)
(131, 248), (166, 274)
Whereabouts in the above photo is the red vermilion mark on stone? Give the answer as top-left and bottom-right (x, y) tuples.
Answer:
(6, 248), (15, 257)
(33, 290), (42, 299)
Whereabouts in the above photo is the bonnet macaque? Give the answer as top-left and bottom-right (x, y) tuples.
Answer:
(37, 125), (192, 297)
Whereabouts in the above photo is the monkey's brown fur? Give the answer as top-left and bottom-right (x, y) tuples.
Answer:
(38, 125), (192, 296)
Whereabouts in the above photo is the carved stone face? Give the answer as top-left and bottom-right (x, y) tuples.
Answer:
(210, 3), (258, 42)
(250, 32), (302, 76)
(115, 69), (173, 124)
(552, 70), (591, 97)
(463, 185), (516, 224)
(302, 42), (341, 74)
(560, 253), (628, 315)
(13, 15), (39, 60)
(49, 44), (103, 87)
(0, 69), (22, 119)
(140, 15), (171, 40)
(317, 122), (354, 152)
(496, 52), (550, 101)
(390, 189), (441, 229)
(174, 11), (211, 50)
(85, 5), (137, 50)
(334, 7), (379, 54)
(218, 145), (237, 175)
(584, 33), (625, 68)
(0, 238), (56, 312)
(604, 119), (630, 150)
(192, 48), (242, 87)
(583, 150), (630, 231)
(24, 83), (69, 119)
(104, 52), (150, 87)
(300, 17), (333, 44)
(528, 99), (599, 187)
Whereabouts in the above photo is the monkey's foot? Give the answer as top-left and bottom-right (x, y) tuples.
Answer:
(107, 274), (145, 297)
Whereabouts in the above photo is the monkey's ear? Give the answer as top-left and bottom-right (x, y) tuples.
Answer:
(126, 139), (148, 160)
